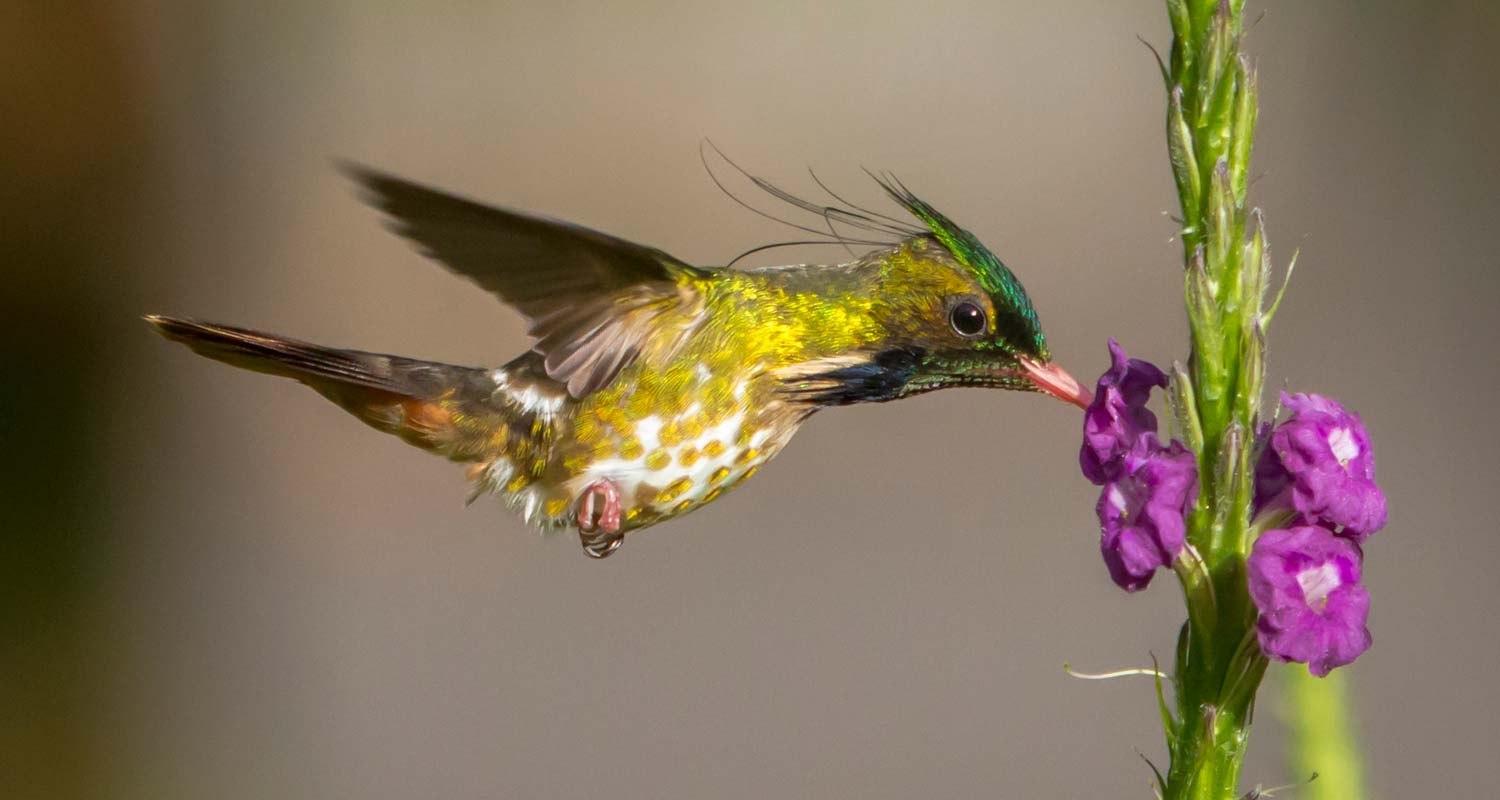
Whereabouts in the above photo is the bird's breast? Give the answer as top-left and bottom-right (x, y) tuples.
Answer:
(557, 363), (803, 530)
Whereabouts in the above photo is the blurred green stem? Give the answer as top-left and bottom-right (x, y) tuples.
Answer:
(1286, 667), (1368, 800)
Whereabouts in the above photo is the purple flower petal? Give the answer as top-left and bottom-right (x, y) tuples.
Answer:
(1248, 525), (1372, 676)
(1254, 393), (1387, 541)
(1098, 436), (1197, 591)
(1081, 339), (1169, 485)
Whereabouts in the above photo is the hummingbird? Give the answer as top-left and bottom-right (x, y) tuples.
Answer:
(149, 160), (1090, 558)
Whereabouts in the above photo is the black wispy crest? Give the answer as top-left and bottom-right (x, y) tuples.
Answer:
(806, 167), (917, 232)
(699, 141), (925, 268)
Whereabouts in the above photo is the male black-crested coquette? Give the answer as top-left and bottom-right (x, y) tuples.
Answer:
(151, 158), (1088, 557)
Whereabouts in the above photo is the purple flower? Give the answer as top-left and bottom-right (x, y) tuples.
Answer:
(1098, 436), (1198, 591)
(1081, 339), (1169, 485)
(1255, 392), (1386, 541)
(1248, 525), (1372, 676)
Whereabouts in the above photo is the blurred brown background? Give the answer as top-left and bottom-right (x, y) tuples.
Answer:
(4, 1), (1497, 797)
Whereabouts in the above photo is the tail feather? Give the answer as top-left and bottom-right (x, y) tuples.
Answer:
(146, 315), (504, 461)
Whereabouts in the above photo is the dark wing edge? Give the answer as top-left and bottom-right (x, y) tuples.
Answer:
(341, 163), (713, 397)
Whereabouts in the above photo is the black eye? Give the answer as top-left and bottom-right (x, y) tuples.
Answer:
(948, 300), (988, 337)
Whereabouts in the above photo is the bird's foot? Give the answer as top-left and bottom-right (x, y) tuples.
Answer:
(577, 479), (624, 559)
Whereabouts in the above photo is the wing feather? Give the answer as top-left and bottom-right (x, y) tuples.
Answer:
(344, 164), (711, 396)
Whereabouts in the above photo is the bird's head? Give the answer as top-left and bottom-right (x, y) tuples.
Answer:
(777, 181), (1090, 410)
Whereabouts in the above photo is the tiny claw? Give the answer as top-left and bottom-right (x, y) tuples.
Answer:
(582, 535), (622, 559)
(577, 479), (624, 559)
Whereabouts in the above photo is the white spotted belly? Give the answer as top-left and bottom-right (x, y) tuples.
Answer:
(569, 410), (781, 523)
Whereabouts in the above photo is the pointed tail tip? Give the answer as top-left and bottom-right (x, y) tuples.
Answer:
(143, 314), (195, 341)
(1020, 358), (1093, 411)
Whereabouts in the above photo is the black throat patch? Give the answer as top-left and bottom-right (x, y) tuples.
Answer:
(779, 347), (924, 406)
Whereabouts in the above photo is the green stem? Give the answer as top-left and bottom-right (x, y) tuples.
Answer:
(1159, 0), (1271, 797)
(1284, 667), (1369, 800)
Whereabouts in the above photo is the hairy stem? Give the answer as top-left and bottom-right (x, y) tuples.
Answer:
(1161, 0), (1268, 796)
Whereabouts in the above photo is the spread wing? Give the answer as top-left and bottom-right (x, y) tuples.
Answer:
(345, 165), (713, 397)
